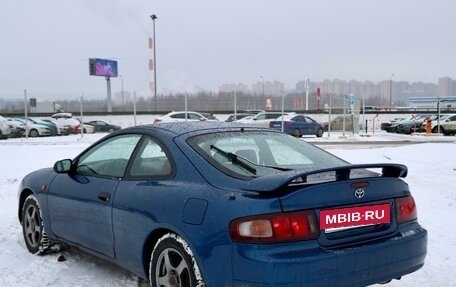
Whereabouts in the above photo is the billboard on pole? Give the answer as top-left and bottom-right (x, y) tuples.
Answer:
(89, 58), (118, 77)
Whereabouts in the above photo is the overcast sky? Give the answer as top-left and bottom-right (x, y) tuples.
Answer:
(1, 0), (455, 99)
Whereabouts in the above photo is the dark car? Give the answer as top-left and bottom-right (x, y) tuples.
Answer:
(396, 115), (431, 134)
(381, 117), (406, 131)
(269, 114), (324, 137)
(84, 120), (121, 133)
(18, 122), (427, 287)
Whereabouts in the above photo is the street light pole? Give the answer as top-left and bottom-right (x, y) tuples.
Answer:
(150, 14), (158, 112)
(120, 75), (124, 112)
(389, 73), (394, 111)
(261, 76), (264, 98)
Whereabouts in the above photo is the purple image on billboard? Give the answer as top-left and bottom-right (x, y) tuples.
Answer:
(89, 58), (118, 77)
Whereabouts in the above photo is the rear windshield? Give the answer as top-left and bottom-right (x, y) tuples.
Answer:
(188, 131), (348, 179)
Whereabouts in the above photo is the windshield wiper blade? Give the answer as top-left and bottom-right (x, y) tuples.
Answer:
(262, 165), (293, 171)
(210, 145), (257, 174)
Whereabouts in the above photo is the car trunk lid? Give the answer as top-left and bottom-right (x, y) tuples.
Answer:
(245, 164), (409, 247)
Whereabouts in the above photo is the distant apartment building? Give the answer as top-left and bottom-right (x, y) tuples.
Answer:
(218, 77), (448, 108)
(252, 81), (285, 97)
(438, 77), (456, 97)
(218, 83), (249, 94)
(296, 78), (438, 107)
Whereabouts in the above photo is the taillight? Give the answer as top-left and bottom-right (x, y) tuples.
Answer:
(229, 210), (319, 243)
(283, 121), (292, 126)
(395, 196), (417, 224)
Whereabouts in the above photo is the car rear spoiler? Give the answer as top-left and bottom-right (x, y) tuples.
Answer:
(242, 163), (407, 193)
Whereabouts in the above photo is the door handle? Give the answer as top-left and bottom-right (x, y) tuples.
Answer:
(98, 192), (111, 202)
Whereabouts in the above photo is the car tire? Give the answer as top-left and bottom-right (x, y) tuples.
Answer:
(108, 128), (114, 133)
(293, 128), (301, 137)
(29, 129), (39, 138)
(22, 194), (52, 255)
(149, 233), (205, 287)
(316, 128), (324, 138)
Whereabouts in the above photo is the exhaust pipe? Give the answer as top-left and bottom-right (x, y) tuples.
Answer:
(379, 276), (401, 284)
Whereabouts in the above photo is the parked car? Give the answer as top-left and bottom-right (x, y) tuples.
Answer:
(381, 117), (406, 131)
(10, 118), (54, 137)
(384, 116), (415, 133)
(51, 113), (82, 134)
(237, 112), (294, 127)
(322, 115), (360, 132)
(0, 115), (13, 139)
(418, 114), (454, 133)
(438, 114), (456, 135)
(18, 122), (427, 287)
(225, 113), (255, 122)
(200, 113), (219, 121)
(395, 114), (431, 134)
(6, 120), (26, 138)
(41, 119), (72, 135)
(84, 120), (121, 133)
(269, 114), (324, 137)
(73, 122), (95, 134)
(153, 111), (217, 124)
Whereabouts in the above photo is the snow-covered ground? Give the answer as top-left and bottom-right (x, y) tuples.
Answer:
(0, 128), (455, 286)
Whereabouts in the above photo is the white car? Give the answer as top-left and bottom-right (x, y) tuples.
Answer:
(439, 114), (456, 135)
(9, 118), (54, 137)
(41, 119), (72, 135)
(154, 111), (218, 124)
(74, 122), (95, 134)
(51, 113), (83, 133)
(237, 112), (295, 127)
(0, 115), (13, 139)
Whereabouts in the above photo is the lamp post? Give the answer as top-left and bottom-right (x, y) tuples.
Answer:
(150, 14), (158, 112)
(119, 75), (124, 112)
(305, 78), (310, 111)
(389, 73), (394, 111)
(260, 76), (264, 97)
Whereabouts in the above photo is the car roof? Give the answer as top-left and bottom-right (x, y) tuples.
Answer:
(121, 122), (271, 137)
(167, 111), (203, 115)
(275, 114), (308, 120)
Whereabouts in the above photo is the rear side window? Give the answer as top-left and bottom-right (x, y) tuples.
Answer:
(128, 137), (172, 178)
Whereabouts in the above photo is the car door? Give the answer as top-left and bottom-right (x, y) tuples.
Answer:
(47, 134), (142, 257)
(292, 115), (308, 135)
(111, 136), (176, 266)
(303, 116), (318, 134)
(445, 115), (456, 132)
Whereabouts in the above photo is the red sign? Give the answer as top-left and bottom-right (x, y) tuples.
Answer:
(320, 204), (390, 230)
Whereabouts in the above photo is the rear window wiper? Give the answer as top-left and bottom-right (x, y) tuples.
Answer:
(210, 145), (257, 174)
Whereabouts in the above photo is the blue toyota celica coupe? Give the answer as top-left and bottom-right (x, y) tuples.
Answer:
(18, 122), (427, 287)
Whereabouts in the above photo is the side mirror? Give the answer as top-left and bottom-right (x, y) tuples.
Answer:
(54, 159), (73, 173)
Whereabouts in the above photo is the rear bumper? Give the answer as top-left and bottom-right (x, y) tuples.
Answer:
(231, 222), (427, 287)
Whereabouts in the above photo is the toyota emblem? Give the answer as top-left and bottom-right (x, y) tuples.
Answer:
(354, 189), (365, 199)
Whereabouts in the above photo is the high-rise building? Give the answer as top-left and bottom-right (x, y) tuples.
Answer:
(438, 77), (455, 97)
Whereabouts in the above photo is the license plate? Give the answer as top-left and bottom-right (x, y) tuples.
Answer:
(320, 204), (390, 231)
